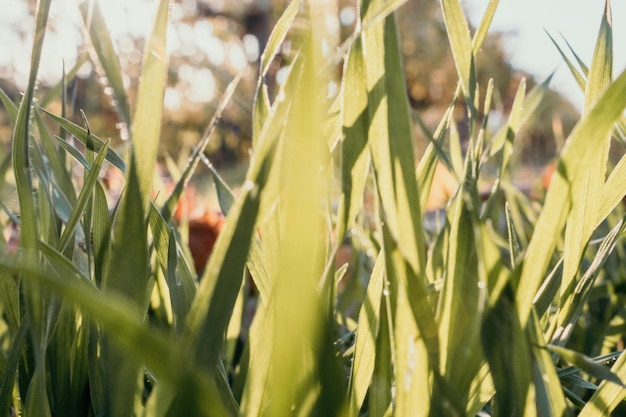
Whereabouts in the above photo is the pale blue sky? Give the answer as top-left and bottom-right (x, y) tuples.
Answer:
(464, 0), (626, 110)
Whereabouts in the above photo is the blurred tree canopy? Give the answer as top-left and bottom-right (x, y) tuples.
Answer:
(0, 0), (579, 173)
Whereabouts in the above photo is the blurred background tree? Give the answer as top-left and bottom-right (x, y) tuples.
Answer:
(0, 0), (580, 182)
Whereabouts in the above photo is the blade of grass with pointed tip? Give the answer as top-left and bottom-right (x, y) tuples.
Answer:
(561, 0), (613, 308)
(39, 53), (90, 108)
(131, 0), (170, 213)
(516, 67), (626, 326)
(546, 31), (587, 91)
(440, 0), (475, 107)
(252, 0), (300, 141)
(471, 0), (500, 53)
(416, 102), (456, 216)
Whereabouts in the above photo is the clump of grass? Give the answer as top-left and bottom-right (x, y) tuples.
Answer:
(2, 0), (626, 416)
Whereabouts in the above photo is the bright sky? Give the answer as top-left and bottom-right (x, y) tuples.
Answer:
(1, 0), (624, 112)
(464, 0), (626, 110)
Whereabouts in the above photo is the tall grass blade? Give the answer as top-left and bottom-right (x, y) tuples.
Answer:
(131, 0), (170, 212)
(560, 0), (613, 311)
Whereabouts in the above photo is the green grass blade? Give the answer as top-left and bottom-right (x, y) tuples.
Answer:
(481, 282), (534, 416)
(0, 89), (18, 123)
(547, 344), (624, 387)
(130, 0), (170, 213)
(54, 135), (91, 170)
(561, 0), (613, 308)
(41, 107), (126, 172)
(78, 1), (132, 130)
(91, 181), (111, 286)
(440, 0), (475, 106)
(516, 67), (626, 326)
(546, 31), (587, 91)
(0, 312), (29, 413)
(180, 138), (274, 378)
(39, 53), (90, 108)
(527, 311), (567, 417)
(348, 251), (384, 415)
(13, 0), (52, 252)
(584, 0), (613, 113)
(361, 0), (408, 27)
(338, 36), (371, 241)
(148, 205), (196, 330)
(553, 217), (626, 347)
(101, 156), (149, 416)
(58, 140), (109, 252)
(579, 349), (626, 416)
(471, 0), (500, 53)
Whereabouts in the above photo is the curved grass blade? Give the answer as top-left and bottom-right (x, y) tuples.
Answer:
(40, 107), (126, 172)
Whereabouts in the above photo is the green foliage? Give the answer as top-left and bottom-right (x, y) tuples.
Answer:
(2, 0), (626, 416)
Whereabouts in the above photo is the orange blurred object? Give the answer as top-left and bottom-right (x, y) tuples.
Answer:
(183, 209), (225, 274)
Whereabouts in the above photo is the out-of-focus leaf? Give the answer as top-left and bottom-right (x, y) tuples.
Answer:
(78, 1), (132, 129)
